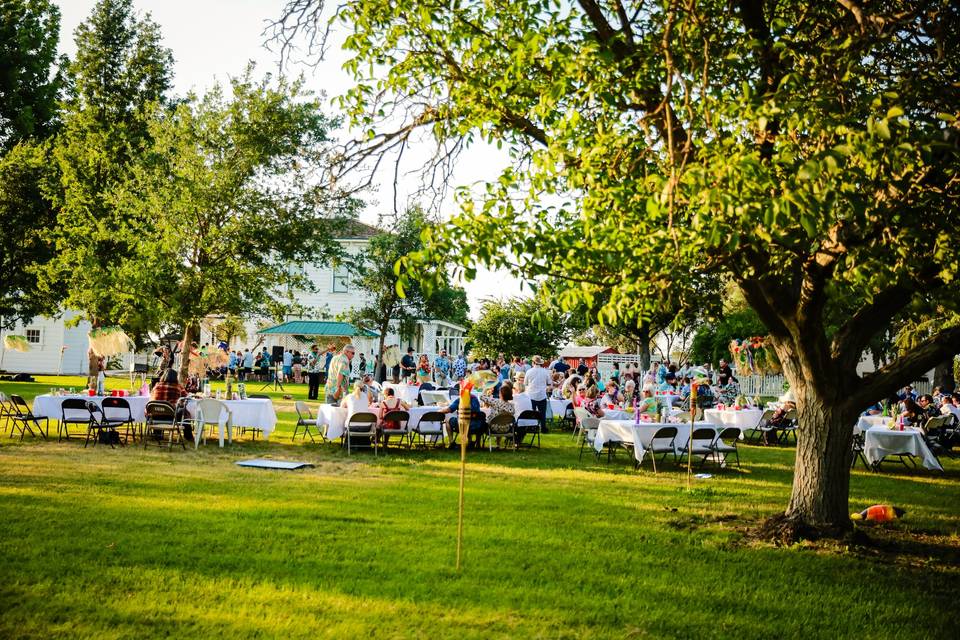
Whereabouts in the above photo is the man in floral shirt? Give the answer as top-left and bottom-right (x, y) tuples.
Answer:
(452, 352), (467, 381)
(433, 349), (451, 385)
(324, 344), (355, 405)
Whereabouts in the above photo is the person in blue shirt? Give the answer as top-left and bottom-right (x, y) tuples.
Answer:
(241, 349), (254, 381)
(282, 349), (293, 382)
(441, 393), (486, 447)
(228, 351), (238, 374)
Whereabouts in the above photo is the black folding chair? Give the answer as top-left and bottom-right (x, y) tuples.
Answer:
(0, 392), (15, 434)
(516, 409), (542, 448)
(8, 394), (48, 441)
(560, 402), (575, 431)
(143, 401), (186, 450)
(380, 410), (410, 449)
(677, 427), (718, 469)
(59, 398), (93, 442)
(485, 413), (517, 451)
(713, 427), (742, 468)
(851, 433), (870, 469)
(413, 410), (447, 448)
(101, 397), (136, 443)
(85, 401), (123, 448)
(641, 426), (678, 473)
(345, 411), (379, 455)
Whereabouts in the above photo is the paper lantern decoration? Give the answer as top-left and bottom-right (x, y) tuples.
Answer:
(3, 335), (30, 352)
(88, 327), (132, 357)
(382, 345), (401, 368)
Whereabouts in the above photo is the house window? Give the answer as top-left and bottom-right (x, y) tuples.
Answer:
(332, 265), (349, 293)
(25, 328), (42, 344)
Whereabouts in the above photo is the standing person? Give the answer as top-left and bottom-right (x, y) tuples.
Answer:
(433, 349), (451, 386)
(306, 344), (323, 400)
(292, 350), (303, 384)
(453, 352), (467, 381)
(321, 343), (336, 385)
(356, 352), (367, 380)
(525, 355), (551, 433)
(416, 354), (432, 384)
(324, 344), (355, 405)
(717, 358), (734, 381)
(242, 348), (254, 381)
(576, 358), (589, 376)
(400, 347), (416, 382)
(282, 348), (293, 383)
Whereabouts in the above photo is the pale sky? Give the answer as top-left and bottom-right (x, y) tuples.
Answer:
(53, 0), (524, 318)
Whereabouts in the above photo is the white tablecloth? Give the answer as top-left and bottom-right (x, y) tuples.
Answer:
(601, 409), (633, 421)
(655, 393), (681, 408)
(420, 390), (451, 406)
(855, 415), (891, 434)
(595, 419), (728, 465)
(703, 408), (764, 431)
(863, 426), (942, 471)
(32, 394), (151, 422)
(381, 383), (421, 405)
(547, 398), (571, 419)
(186, 398), (277, 440)
(318, 403), (448, 441)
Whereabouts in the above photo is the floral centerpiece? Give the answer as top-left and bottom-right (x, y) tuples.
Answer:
(729, 336), (781, 376)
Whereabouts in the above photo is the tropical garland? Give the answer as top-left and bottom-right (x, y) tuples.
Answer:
(3, 335), (30, 352)
(729, 336), (781, 376)
(88, 327), (133, 357)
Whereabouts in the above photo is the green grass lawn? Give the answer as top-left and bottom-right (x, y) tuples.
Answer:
(1, 376), (958, 639)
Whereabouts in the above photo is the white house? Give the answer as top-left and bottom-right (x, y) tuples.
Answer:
(0, 222), (467, 376)
(0, 311), (105, 375)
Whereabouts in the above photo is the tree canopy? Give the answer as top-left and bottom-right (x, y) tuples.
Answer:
(110, 70), (357, 380)
(342, 206), (470, 375)
(0, 0), (65, 149)
(467, 296), (571, 359)
(275, 0), (960, 534)
(41, 0), (174, 344)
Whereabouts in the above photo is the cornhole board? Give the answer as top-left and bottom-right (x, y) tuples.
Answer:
(236, 459), (314, 470)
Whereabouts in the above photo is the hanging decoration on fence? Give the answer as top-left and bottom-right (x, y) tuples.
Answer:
(3, 335), (31, 352)
(729, 337), (781, 376)
(87, 327), (132, 357)
(382, 345), (401, 368)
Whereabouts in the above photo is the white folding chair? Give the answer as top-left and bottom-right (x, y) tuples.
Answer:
(193, 398), (231, 448)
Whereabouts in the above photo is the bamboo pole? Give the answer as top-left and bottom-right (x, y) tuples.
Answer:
(687, 383), (697, 489)
(456, 380), (472, 570)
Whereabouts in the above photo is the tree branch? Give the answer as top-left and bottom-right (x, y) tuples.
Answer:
(847, 325), (960, 412)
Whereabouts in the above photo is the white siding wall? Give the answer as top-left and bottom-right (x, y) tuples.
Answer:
(0, 312), (91, 375)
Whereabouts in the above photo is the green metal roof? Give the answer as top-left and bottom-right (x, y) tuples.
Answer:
(257, 321), (377, 338)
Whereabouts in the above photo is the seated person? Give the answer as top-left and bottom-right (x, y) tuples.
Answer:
(582, 386), (604, 418)
(861, 402), (883, 416)
(917, 394), (940, 421)
(899, 398), (922, 427)
(940, 395), (960, 422)
(441, 392), (486, 447)
(715, 374), (740, 405)
(763, 396), (797, 444)
(150, 368), (193, 440)
(572, 384), (588, 408)
(482, 385), (516, 446)
(376, 386), (410, 445)
(636, 385), (659, 418)
(341, 380), (374, 414)
(601, 384), (622, 409)
(657, 373), (678, 393)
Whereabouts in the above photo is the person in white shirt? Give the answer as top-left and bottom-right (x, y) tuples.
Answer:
(524, 355), (551, 432)
(939, 395), (960, 422)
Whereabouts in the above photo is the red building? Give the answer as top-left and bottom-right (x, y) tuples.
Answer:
(558, 345), (619, 370)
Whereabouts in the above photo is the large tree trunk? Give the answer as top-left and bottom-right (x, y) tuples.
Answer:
(933, 357), (955, 392)
(784, 384), (856, 531)
(87, 348), (100, 390)
(178, 322), (196, 383)
(637, 321), (651, 369)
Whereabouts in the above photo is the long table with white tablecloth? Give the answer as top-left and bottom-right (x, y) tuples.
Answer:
(185, 398), (277, 442)
(32, 394), (151, 422)
(860, 425), (942, 471)
(595, 419), (736, 466)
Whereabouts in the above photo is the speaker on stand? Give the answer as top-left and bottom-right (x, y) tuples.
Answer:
(259, 345), (286, 392)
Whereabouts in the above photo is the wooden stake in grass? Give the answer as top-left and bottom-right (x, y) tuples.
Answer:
(456, 378), (473, 571)
(687, 382), (698, 489)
